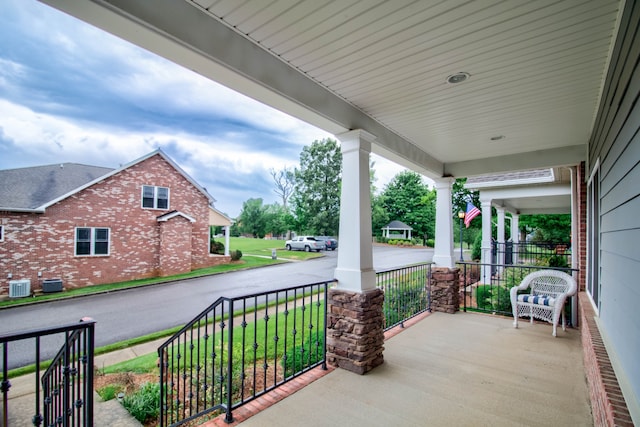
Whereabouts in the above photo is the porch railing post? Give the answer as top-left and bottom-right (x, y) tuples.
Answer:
(224, 299), (235, 424)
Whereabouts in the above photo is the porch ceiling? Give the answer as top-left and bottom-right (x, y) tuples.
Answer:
(466, 167), (573, 215)
(40, 0), (622, 180)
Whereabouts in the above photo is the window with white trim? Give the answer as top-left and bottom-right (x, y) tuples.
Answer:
(587, 160), (600, 312)
(0, 225), (4, 242)
(75, 227), (110, 256)
(142, 185), (169, 209)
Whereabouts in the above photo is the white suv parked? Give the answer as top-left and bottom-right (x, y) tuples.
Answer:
(285, 236), (325, 252)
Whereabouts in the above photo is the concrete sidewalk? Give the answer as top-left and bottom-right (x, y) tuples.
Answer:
(5, 338), (167, 426)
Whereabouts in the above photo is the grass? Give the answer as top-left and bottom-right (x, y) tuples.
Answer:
(229, 236), (324, 261)
(8, 277), (328, 378)
(103, 299), (326, 378)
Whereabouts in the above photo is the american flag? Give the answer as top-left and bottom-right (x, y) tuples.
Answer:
(464, 202), (480, 228)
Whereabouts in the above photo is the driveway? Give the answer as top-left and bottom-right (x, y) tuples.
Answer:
(1, 245), (433, 369)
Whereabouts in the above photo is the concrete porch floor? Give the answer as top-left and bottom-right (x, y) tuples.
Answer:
(233, 312), (592, 426)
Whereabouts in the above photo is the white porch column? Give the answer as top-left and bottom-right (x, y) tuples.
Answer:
(480, 198), (493, 282)
(511, 214), (519, 264)
(224, 225), (230, 256)
(334, 130), (376, 292)
(432, 178), (456, 268)
(496, 206), (506, 268)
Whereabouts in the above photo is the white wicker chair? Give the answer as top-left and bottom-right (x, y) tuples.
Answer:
(510, 270), (577, 337)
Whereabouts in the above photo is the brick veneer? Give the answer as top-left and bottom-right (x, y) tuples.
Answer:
(579, 292), (634, 426)
(326, 287), (385, 375)
(577, 161), (587, 292)
(0, 154), (228, 296)
(430, 267), (460, 314)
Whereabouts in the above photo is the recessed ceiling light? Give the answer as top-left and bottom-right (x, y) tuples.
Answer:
(446, 72), (470, 84)
(490, 135), (505, 141)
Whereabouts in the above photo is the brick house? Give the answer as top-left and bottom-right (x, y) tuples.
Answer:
(0, 149), (231, 297)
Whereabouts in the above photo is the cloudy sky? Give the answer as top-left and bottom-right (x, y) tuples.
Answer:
(0, 0), (406, 218)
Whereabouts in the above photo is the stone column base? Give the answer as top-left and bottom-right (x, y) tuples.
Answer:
(326, 287), (384, 375)
(430, 267), (460, 314)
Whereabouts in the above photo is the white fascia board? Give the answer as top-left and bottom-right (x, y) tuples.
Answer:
(479, 184), (571, 201)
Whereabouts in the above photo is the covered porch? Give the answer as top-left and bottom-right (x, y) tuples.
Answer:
(30, 1), (639, 425)
(209, 311), (591, 426)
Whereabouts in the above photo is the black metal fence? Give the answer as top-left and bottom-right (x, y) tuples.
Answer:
(0, 318), (95, 427)
(376, 263), (432, 330)
(492, 241), (571, 269)
(458, 262), (577, 319)
(157, 281), (331, 426)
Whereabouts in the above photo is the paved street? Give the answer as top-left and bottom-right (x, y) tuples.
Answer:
(1, 245), (433, 369)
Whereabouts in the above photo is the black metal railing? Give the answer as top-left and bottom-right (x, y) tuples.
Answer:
(376, 263), (432, 330)
(492, 241), (572, 269)
(0, 318), (95, 427)
(458, 262), (577, 318)
(158, 281), (331, 426)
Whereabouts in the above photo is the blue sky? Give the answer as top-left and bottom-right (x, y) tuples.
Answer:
(0, 0), (405, 218)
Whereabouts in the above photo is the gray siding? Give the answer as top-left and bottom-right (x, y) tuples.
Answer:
(588, 0), (640, 416)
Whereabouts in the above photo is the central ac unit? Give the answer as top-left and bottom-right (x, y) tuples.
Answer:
(9, 279), (31, 298)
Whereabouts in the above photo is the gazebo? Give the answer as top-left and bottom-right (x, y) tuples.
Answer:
(381, 220), (413, 240)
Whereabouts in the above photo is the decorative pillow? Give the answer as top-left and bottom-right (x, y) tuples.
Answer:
(517, 294), (555, 306)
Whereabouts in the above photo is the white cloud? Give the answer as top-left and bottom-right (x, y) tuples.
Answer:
(0, 0), (411, 219)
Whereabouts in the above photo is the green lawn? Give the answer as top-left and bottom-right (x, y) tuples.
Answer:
(228, 236), (324, 261)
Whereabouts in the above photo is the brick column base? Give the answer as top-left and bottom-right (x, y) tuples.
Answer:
(326, 288), (384, 375)
(430, 267), (460, 314)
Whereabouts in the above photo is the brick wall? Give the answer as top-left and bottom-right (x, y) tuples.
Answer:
(0, 154), (226, 296)
(579, 292), (634, 426)
(577, 161), (587, 292)
(158, 215), (193, 277)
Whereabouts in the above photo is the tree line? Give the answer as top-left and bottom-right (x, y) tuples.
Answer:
(227, 138), (570, 248)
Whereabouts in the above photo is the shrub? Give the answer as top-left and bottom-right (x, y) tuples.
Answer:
(475, 284), (511, 313)
(426, 238), (434, 247)
(548, 255), (568, 268)
(471, 233), (482, 260)
(122, 382), (160, 424)
(282, 331), (324, 377)
(230, 249), (243, 261)
(210, 239), (225, 254)
(376, 236), (389, 244)
(97, 384), (121, 401)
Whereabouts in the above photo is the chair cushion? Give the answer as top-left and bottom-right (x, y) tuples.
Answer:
(517, 294), (555, 306)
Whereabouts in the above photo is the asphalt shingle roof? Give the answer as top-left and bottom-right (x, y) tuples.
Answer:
(0, 163), (113, 210)
(383, 220), (413, 230)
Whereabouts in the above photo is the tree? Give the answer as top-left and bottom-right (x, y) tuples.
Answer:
(379, 170), (436, 243)
(371, 194), (390, 237)
(263, 203), (293, 238)
(270, 167), (295, 209)
(452, 177), (480, 216)
(452, 177), (482, 246)
(291, 138), (342, 235)
(238, 198), (267, 238)
(519, 214), (571, 244)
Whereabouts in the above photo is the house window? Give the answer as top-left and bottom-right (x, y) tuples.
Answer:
(587, 161), (600, 312)
(75, 227), (110, 256)
(0, 225), (3, 242)
(142, 185), (169, 209)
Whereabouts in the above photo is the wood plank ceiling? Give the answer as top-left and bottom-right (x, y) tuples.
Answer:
(190, 0), (621, 175)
